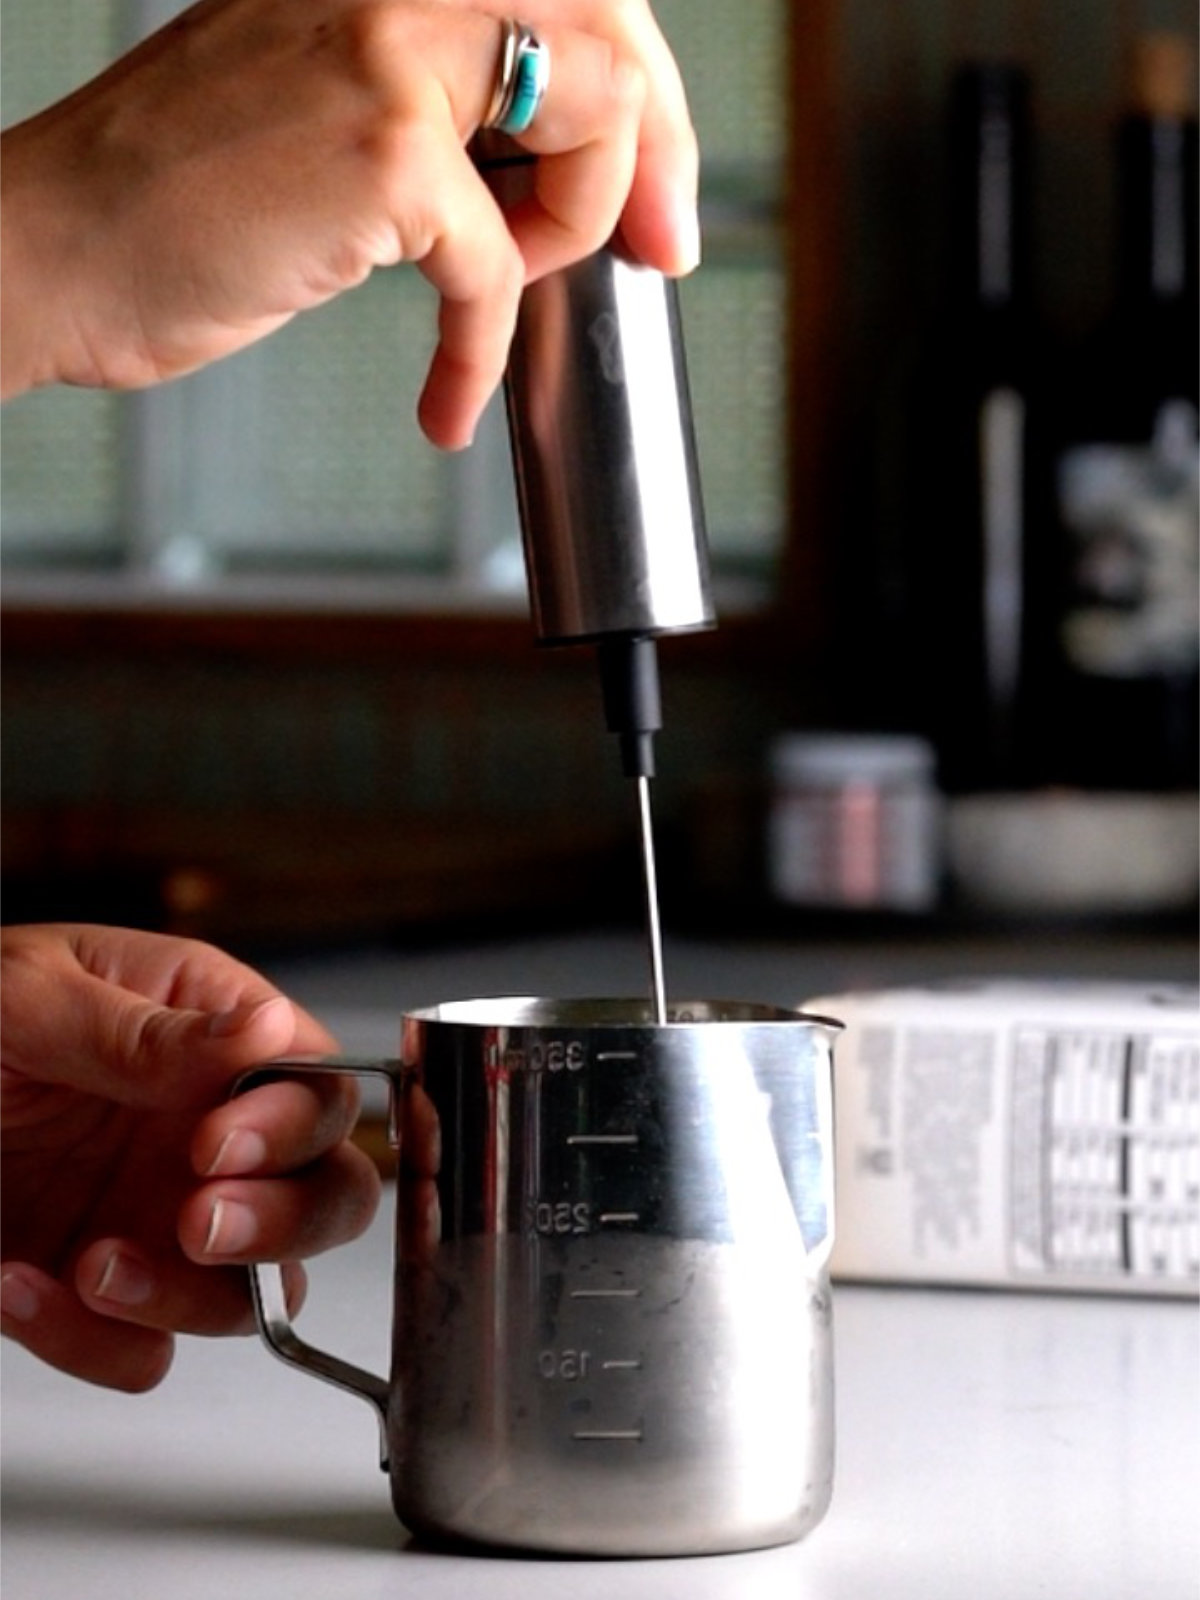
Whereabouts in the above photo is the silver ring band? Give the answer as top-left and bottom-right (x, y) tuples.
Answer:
(482, 19), (549, 137)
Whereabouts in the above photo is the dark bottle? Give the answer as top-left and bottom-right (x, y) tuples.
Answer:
(908, 64), (1050, 794)
(1051, 34), (1198, 791)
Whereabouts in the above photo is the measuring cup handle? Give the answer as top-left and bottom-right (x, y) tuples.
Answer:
(231, 1057), (402, 1471)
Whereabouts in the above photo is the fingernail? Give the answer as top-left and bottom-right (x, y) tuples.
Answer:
(674, 197), (702, 273)
(204, 1198), (257, 1257)
(208, 995), (290, 1039)
(1, 1269), (40, 1324)
(282, 1263), (308, 1318)
(206, 1128), (269, 1177)
(94, 1249), (156, 1309)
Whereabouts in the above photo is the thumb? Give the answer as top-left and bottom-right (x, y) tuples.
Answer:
(6, 973), (328, 1112)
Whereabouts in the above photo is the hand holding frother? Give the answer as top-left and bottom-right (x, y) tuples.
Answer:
(1, 0), (701, 445)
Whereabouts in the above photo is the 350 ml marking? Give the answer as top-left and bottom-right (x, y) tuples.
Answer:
(501, 1039), (588, 1074)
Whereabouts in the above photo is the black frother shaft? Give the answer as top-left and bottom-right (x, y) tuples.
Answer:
(597, 635), (662, 779)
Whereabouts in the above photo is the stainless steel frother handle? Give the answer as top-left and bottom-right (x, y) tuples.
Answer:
(475, 138), (715, 647)
(231, 1057), (401, 1471)
(504, 248), (716, 645)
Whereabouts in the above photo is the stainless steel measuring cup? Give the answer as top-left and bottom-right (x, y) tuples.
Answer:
(242, 997), (841, 1557)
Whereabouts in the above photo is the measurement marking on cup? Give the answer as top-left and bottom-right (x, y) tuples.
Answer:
(572, 1428), (644, 1442)
(567, 1133), (639, 1147)
(601, 1358), (642, 1371)
(598, 1211), (641, 1225)
(595, 1050), (639, 1062)
(569, 1288), (641, 1299)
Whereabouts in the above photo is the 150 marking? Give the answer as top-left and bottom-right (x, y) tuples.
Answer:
(538, 1348), (593, 1381)
(537, 1350), (643, 1380)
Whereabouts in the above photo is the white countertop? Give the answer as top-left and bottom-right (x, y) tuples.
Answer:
(3, 1197), (1197, 1600)
(4, 931), (1198, 1597)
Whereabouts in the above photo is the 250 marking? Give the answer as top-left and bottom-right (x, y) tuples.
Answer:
(528, 1199), (593, 1236)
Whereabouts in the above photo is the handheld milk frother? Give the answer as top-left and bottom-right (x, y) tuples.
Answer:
(232, 244), (842, 1556)
(481, 145), (716, 1015)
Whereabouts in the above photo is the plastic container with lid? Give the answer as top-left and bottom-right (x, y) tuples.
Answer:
(767, 733), (943, 912)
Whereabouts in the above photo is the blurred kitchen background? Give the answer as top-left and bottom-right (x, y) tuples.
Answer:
(2, 0), (1197, 957)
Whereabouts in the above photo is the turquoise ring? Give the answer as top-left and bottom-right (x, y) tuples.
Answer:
(483, 20), (550, 137)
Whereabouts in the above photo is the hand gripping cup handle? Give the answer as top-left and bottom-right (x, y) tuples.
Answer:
(232, 1057), (405, 1471)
